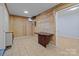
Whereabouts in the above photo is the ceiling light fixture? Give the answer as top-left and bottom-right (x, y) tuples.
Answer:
(24, 11), (28, 14)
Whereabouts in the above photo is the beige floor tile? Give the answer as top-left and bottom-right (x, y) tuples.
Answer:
(4, 36), (79, 56)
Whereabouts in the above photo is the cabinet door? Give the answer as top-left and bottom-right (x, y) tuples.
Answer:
(38, 35), (47, 47)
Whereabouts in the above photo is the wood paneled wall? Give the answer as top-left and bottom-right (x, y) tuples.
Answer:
(9, 15), (33, 37)
(33, 3), (74, 45)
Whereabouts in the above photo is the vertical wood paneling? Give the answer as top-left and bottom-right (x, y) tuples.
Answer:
(9, 15), (33, 37)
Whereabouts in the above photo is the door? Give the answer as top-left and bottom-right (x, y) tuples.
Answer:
(13, 16), (27, 37)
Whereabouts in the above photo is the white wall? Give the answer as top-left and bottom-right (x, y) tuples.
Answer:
(0, 4), (9, 49)
(56, 6), (79, 38)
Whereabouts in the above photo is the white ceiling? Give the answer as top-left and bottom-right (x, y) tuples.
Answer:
(6, 3), (57, 17)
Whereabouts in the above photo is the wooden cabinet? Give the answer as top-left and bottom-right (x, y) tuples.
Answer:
(36, 32), (53, 47)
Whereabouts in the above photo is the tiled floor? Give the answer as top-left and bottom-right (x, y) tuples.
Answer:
(4, 36), (79, 56)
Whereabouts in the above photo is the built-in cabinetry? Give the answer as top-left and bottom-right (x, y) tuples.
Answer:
(36, 32), (54, 47)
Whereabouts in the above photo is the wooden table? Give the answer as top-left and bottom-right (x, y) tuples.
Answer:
(36, 32), (53, 48)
